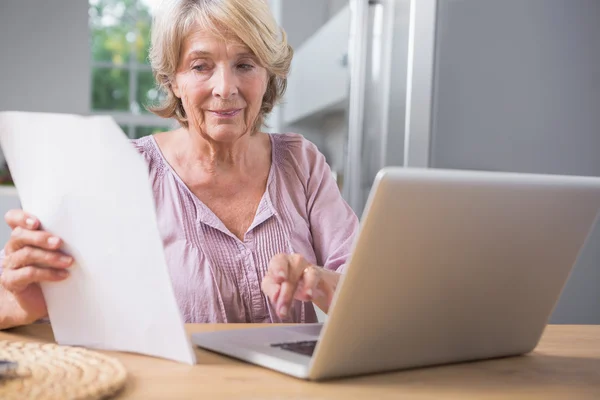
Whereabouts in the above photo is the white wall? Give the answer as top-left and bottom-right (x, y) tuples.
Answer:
(0, 0), (91, 166)
(328, 0), (348, 15)
(277, 0), (330, 50)
(266, 0), (333, 138)
(0, 0), (91, 114)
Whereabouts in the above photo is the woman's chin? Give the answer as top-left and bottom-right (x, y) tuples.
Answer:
(204, 127), (248, 143)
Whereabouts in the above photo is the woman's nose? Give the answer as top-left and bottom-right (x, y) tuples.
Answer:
(212, 67), (238, 99)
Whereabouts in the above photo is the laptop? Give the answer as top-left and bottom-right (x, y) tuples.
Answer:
(191, 167), (600, 381)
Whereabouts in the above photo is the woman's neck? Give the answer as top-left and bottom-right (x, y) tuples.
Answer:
(180, 127), (257, 175)
(157, 127), (270, 185)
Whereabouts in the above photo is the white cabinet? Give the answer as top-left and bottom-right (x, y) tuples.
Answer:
(282, 6), (350, 125)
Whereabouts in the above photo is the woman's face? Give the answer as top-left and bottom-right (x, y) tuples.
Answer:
(172, 27), (268, 142)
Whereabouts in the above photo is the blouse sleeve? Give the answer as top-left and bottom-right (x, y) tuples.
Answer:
(298, 138), (359, 273)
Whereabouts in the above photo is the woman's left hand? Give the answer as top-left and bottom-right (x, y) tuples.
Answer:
(261, 253), (341, 319)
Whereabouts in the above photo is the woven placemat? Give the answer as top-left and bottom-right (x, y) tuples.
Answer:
(0, 340), (127, 400)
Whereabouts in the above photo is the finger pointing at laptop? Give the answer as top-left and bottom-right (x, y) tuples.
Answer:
(261, 253), (342, 319)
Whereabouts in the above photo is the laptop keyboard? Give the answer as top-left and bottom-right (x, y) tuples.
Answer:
(270, 340), (318, 357)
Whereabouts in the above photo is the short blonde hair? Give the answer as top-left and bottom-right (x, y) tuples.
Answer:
(148, 0), (293, 132)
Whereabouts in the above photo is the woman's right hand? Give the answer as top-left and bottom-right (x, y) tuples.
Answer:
(1, 210), (73, 325)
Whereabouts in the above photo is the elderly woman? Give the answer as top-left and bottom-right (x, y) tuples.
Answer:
(0, 0), (358, 329)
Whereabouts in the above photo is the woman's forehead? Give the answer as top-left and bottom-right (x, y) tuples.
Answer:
(183, 27), (250, 54)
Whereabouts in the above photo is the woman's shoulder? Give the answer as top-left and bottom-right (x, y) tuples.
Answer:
(129, 135), (165, 175)
(270, 132), (319, 153)
(270, 133), (326, 180)
(130, 135), (153, 156)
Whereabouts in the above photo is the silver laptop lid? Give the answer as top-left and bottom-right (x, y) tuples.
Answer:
(309, 168), (600, 380)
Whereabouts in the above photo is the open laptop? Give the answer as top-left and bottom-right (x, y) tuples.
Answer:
(192, 167), (600, 381)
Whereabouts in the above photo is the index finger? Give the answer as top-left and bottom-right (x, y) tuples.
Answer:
(268, 253), (291, 284)
(4, 210), (39, 230)
(277, 254), (310, 317)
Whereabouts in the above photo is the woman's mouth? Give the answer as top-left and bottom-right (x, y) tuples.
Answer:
(209, 109), (242, 118)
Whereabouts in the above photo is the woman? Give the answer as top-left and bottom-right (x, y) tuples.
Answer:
(0, 0), (358, 328)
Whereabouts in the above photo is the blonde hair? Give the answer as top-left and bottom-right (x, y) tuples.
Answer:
(148, 0), (293, 132)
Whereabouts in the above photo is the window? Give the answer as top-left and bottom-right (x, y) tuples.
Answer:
(89, 0), (172, 138)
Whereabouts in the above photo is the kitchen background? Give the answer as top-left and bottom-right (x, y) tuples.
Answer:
(0, 0), (598, 323)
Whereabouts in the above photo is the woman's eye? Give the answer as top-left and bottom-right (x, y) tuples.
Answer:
(238, 63), (254, 71)
(192, 64), (208, 72)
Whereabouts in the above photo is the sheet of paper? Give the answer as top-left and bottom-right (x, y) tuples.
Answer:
(0, 111), (196, 365)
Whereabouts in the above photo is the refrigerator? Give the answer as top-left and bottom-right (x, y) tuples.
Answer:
(342, 0), (600, 323)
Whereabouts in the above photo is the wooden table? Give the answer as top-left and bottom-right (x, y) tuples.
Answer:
(1, 324), (599, 399)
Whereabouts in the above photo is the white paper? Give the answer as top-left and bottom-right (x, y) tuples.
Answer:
(0, 111), (196, 365)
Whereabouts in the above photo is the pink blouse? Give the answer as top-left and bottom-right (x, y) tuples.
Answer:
(0, 133), (359, 324)
(131, 133), (359, 323)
